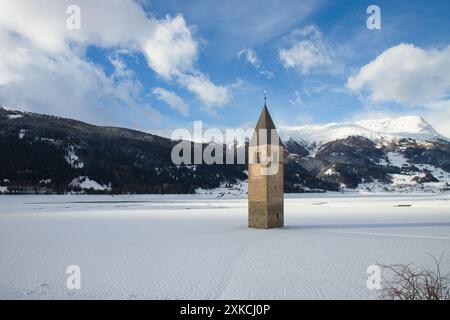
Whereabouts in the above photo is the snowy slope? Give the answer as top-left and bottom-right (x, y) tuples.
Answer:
(0, 193), (449, 299)
(280, 115), (446, 145)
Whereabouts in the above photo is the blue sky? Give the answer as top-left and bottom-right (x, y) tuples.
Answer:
(1, 0), (450, 136)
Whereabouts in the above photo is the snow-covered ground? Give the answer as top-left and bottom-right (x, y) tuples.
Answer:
(0, 193), (449, 300)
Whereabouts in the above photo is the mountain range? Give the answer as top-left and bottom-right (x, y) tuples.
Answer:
(1, 106), (449, 195)
(280, 115), (444, 145)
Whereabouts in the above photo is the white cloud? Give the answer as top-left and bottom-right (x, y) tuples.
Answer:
(238, 48), (261, 68)
(109, 53), (134, 79)
(143, 15), (198, 80)
(179, 74), (229, 113)
(0, 29), (161, 127)
(423, 100), (450, 138)
(0, 0), (229, 122)
(289, 90), (304, 108)
(279, 25), (336, 74)
(347, 43), (450, 106)
(259, 70), (274, 78)
(152, 87), (188, 117)
(0, 0), (151, 53)
(141, 14), (230, 109)
(237, 48), (274, 78)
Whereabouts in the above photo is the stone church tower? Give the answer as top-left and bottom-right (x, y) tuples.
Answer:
(248, 101), (284, 229)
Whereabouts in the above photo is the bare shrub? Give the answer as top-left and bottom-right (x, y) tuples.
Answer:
(380, 254), (450, 300)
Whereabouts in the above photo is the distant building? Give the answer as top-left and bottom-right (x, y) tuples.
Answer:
(248, 102), (284, 229)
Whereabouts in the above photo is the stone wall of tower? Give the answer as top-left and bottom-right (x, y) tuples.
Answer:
(248, 143), (284, 229)
(248, 159), (268, 228)
(266, 143), (284, 228)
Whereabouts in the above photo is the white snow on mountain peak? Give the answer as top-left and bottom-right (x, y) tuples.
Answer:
(280, 115), (445, 145)
(355, 115), (439, 137)
(0, 105), (25, 112)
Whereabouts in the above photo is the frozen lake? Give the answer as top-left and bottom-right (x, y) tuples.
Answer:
(1, 193), (449, 299)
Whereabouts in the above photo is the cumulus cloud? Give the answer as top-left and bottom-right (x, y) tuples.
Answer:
(0, 26), (160, 127)
(0, 0), (229, 123)
(179, 74), (229, 113)
(152, 87), (188, 117)
(279, 25), (336, 75)
(143, 15), (198, 80)
(347, 43), (450, 106)
(0, 0), (151, 53)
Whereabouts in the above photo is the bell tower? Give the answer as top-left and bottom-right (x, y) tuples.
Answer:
(248, 98), (284, 229)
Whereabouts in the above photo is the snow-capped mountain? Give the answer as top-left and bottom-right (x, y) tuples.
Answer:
(280, 115), (446, 146)
(275, 115), (449, 193)
(1, 107), (449, 194)
(281, 116), (449, 193)
(355, 116), (442, 140)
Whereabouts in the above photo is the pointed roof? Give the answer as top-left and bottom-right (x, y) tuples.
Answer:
(250, 104), (284, 146)
(255, 105), (277, 131)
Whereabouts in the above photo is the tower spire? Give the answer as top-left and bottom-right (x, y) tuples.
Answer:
(264, 90), (267, 106)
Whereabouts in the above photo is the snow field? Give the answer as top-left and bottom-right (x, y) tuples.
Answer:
(0, 193), (449, 299)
